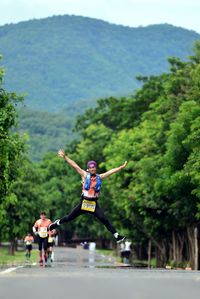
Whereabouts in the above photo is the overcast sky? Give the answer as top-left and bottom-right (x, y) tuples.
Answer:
(0, 0), (200, 33)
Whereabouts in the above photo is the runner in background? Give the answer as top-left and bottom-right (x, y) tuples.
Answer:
(119, 242), (125, 263)
(47, 229), (57, 264)
(24, 233), (34, 259)
(33, 212), (52, 267)
(124, 240), (132, 264)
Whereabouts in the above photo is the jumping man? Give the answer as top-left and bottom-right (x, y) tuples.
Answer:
(49, 149), (127, 243)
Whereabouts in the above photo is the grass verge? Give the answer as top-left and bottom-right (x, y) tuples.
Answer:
(0, 247), (38, 267)
(96, 248), (117, 257)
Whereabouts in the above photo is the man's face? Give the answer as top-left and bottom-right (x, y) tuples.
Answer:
(88, 166), (97, 175)
(40, 214), (46, 220)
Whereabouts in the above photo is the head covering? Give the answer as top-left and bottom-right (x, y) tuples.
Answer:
(87, 160), (97, 168)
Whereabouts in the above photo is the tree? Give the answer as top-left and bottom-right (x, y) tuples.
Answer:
(0, 58), (25, 252)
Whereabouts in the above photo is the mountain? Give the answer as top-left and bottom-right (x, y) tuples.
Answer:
(0, 15), (199, 112)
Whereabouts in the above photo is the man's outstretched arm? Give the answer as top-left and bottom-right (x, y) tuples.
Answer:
(58, 149), (87, 177)
(100, 161), (127, 179)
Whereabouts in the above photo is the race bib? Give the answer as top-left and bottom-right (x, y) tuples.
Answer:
(39, 227), (48, 238)
(81, 200), (96, 212)
(48, 237), (54, 243)
(26, 241), (31, 245)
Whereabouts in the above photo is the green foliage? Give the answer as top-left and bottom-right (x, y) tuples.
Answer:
(3, 160), (45, 241)
(100, 44), (200, 252)
(0, 61), (25, 241)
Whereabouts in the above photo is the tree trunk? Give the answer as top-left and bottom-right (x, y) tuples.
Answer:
(15, 237), (18, 252)
(156, 240), (167, 268)
(194, 227), (198, 270)
(187, 227), (195, 269)
(177, 233), (184, 263)
(147, 239), (152, 268)
(172, 230), (176, 262)
(169, 241), (173, 261)
(9, 239), (15, 255)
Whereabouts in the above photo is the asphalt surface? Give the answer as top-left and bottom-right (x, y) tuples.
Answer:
(0, 247), (200, 299)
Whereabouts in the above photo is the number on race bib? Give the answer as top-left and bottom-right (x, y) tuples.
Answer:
(48, 237), (54, 243)
(39, 227), (48, 238)
(81, 200), (96, 212)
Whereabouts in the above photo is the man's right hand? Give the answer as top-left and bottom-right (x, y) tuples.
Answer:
(58, 149), (65, 158)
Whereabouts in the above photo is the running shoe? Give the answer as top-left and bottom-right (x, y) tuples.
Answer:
(48, 219), (60, 231)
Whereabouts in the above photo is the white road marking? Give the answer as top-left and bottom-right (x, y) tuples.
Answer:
(0, 266), (23, 275)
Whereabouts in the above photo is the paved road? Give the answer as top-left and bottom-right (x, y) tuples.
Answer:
(1, 247), (200, 299)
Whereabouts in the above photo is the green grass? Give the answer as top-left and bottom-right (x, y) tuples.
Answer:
(131, 258), (157, 267)
(96, 249), (117, 257)
(0, 247), (38, 267)
(96, 248), (121, 263)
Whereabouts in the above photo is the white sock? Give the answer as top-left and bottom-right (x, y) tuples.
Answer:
(114, 232), (119, 238)
(57, 220), (60, 226)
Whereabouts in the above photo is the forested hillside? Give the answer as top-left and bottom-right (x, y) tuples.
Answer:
(18, 108), (75, 161)
(0, 15), (199, 112)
